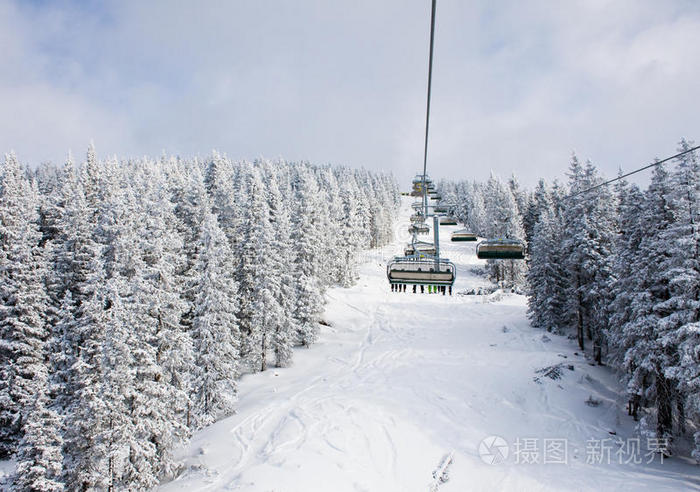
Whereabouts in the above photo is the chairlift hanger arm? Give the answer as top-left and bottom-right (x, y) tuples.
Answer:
(422, 0), (437, 218)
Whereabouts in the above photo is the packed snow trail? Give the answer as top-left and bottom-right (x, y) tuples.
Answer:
(161, 199), (699, 492)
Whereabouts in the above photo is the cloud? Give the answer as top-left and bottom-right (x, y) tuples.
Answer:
(1, 0), (698, 187)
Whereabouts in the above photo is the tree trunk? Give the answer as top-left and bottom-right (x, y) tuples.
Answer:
(656, 372), (673, 438)
(676, 394), (686, 435)
(576, 276), (584, 350)
(261, 333), (267, 372)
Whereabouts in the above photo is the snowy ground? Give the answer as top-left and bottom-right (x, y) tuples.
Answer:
(162, 200), (699, 492)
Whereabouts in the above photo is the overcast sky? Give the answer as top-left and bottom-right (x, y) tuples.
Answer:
(1, 0), (699, 187)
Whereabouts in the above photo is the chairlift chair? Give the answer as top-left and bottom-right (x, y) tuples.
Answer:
(476, 238), (525, 259)
(408, 223), (430, 235)
(451, 229), (477, 241)
(439, 216), (457, 226)
(387, 256), (456, 286)
(404, 240), (436, 256)
(412, 174), (430, 184)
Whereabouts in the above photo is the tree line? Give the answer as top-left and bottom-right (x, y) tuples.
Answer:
(0, 146), (399, 490)
(441, 139), (699, 460)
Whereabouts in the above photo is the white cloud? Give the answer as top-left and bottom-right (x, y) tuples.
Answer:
(1, 0), (698, 186)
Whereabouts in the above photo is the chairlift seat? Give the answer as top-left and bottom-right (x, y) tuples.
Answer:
(476, 239), (525, 259)
(451, 229), (477, 241)
(387, 257), (456, 286)
(439, 216), (457, 225)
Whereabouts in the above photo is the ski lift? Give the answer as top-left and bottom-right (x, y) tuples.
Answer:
(410, 213), (425, 223)
(404, 240), (436, 256)
(451, 229), (477, 241)
(476, 239), (525, 259)
(408, 223), (430, 235)
(412, 174), (433, 187)
(387, 256), (456, 286)
(439, 216), (457, 226)
(433, 205), (447, 214)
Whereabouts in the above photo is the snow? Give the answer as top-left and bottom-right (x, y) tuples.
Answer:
(160, 199), (699, 492)
(0, 459), (15, 482)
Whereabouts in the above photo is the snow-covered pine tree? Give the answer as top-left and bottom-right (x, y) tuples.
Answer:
(468, 182), (488, 236)
(99, 276), (135, 490)
(606, 176), (646, 369)
(527, 202), (567, 332)
(12, 371), (64, 491)
(237, 166), (280, 372)
(262, 163), (297, 368)
(0, 153), (51, 458)
(508, 174), (528, 217)
(522, 179), (551, 252)
(338, 173), (365, 287)
(654, 140), (700, 443)
(561, 156), (616, 352)
(125, 163), (192, 483)
(315, 166), (342, 286)
(61, 256), (110, 491)
(618, 162), (676, 438)
(291, 164), (324, 346)
(190, 213), (240, 426)
(482, 173), (527, 287)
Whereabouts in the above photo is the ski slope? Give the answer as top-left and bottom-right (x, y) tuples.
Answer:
(161, 200), (699, 492)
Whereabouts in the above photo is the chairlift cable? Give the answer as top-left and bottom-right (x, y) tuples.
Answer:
(566, 145), (700, 200)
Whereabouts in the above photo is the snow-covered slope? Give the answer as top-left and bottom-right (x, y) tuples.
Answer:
(161, 199), (699, 492)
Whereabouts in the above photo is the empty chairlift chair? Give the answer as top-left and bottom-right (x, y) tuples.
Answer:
(476, 239), (525, 259)
(439, 215), (457, 226)
(387, 257), (456, 287)
(408, 223), (430, 235)
(451, 229), (477, 241)
(404, 240), (436, 256)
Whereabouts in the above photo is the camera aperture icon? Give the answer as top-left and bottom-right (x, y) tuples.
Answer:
(478, 435), (509, 465)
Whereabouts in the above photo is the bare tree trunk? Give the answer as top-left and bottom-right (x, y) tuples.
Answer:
(261, 333), (267, 372)
(576, 275), (584, 350)
(656, 372), (673, 438)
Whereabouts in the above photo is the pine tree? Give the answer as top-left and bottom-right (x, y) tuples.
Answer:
(482, 174), (527, 287)
(237, 166), (277, 371)
(262, 164), (297, 368)
(291, 164), (324, 345)
(654, 140), (700, 441)
(527, 207), (567, 332)
(190, 213), (240, 426)
(607, 178), (646, 369)
(0, 153), (51, 458)
(99, 277), (134, 490)
(12, 375), (64, 491)
(561, 156), (616, 352)
(62, 259), (110, 491)
(617, 162), (677, 438)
